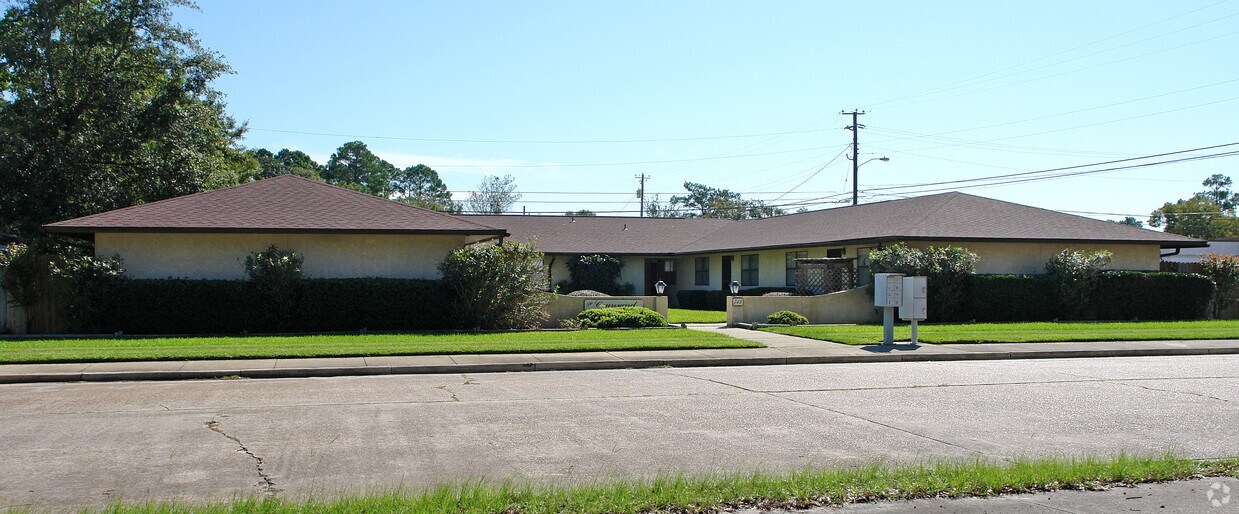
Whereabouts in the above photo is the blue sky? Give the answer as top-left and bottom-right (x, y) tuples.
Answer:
(178, 1), (1239, 221)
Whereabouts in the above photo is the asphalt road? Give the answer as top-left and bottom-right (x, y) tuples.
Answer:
(2, 355), (1237, 511)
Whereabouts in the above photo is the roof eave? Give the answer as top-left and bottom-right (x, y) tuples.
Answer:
(43, 226), (510, 237)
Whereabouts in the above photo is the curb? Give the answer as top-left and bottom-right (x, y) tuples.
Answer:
(1, 345), (1237, 384)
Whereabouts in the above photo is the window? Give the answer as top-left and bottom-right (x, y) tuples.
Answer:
(785, 251), (807, 286)
(695, 257), (709, 286)
(740, 254), (759, 286)
(826, 248), (845, 258)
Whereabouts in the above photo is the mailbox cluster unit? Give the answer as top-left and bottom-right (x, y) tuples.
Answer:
(873, 273), (929, 345)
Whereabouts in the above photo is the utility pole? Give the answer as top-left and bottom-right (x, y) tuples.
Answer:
(635, 173), (649, 217)
(842, 110), (865, 206)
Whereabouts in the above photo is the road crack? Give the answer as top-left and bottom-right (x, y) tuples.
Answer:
(205, 420), (279, 497)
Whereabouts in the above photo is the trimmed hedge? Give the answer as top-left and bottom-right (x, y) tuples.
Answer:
(676, 287), (796, 311)
(968, 272), (1213, 322)
(575, 306), (667, 328)
(104, 278), (452, 334)
(1093, 271), (1213, 321)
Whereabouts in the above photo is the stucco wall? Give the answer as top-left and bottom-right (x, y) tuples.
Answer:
(725, 287), (880, 325)
(545, 295), (669, 327)
(96, 232), (481, 280)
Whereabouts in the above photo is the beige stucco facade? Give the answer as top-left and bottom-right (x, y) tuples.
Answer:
(904, 241), (1161, 274)
(96, 232), (490, 280)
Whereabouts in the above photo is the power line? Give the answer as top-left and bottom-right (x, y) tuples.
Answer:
(422, 145), (836, 168)
(249, 126), (834, 145)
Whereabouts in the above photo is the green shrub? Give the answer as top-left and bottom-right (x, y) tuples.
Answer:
(1045, 249), (1112, 319)
(48, 252), (126, 332)
(575, 306), (667, 328)
(676, 289), (709, 310)
(870, 243), (978, 321)
(966, 271), (1212, 322)
(561, 254), (634, 295)
(767, 310), (809, 325)
(1093, 271), (1213, 320)
(244, 245), (304, 330)
(101, 278), (453, 334)
(968, 274), (1057, 322)
(1198, 253), (1239, 318)
(439, 241), (550, 329)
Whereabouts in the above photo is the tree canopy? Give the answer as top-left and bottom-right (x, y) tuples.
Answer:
(249, 148), (323, 180)
(668, 182), (785, 220)
(392, 164), (458, 212)
(1149, 175), (1239, 239)
(323, 141), (396, 197)
(465, 174), (521, 214)
(0, 0), (253, 237)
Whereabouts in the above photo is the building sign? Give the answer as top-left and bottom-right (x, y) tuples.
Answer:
(584, 299), (645, 309)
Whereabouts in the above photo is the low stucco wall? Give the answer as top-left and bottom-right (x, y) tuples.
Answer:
(545, 295), (670, 327)
(726, 287), (879, 326)
(96, 232), (482, 280)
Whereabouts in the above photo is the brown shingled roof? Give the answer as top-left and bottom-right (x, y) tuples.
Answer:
(472, 192), (1203, 254)
(45, 175), (507, 236)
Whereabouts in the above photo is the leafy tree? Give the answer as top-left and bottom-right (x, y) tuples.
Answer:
(324, 141), (396, 197)
(1201, 174), (1239, 212)
(1114, 217), (1143, 228)
(564, 209), (596, 216)
(1148, 195), (1239, 239)
(391, 164), (458, 212)
(465, 174), (521, 214)
(438, 240), (549, 329)
(644, 194), (680, 218)
(0, 0), (254, 237)
(1149, 175), (1239, 239)
(248, 148), (323, 181)
(0, 243), (41, 331)
(1198, 253), (1239, 318)
(669, 182), (785, 220)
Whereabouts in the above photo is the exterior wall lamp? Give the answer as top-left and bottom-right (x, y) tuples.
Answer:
(729, 281), (741, 295)
(654, 280), (667, 295)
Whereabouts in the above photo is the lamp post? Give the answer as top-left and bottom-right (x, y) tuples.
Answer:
(654, 280), (666, 295)
(729, 281), (741, 295)
(851, 156), (890, 206)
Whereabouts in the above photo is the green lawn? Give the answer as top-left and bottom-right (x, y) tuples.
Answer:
(667, 308), (726, 323)
(0, 329), (760, 364)
(764, 320), (1239, 345)
(98, 454), (1237, 513)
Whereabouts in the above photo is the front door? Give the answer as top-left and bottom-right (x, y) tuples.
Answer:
(720, 256), (734, 290)
(644, 259), (659, 295)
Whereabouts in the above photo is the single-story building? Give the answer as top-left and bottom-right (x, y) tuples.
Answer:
(44, 175), (507, 279)
(45, 175), (1205, 303)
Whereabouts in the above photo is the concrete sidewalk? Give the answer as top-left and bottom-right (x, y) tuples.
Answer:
(2, 324), (1238, 384)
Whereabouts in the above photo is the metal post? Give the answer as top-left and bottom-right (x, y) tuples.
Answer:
(909, 319), (918, 345)
(882, 306), (895, 345)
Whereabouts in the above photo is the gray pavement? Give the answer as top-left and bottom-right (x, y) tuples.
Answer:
(2, 325), (1238, 383)
(767, 476), (1239, 513)
(0, 354), (1236, 511)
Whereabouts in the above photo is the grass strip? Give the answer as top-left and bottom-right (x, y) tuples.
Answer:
(97, 454), (1237, 513)
(667, 308), (726, 324)
(0, 329), (760, 364)
(764, 320), (1239, 345)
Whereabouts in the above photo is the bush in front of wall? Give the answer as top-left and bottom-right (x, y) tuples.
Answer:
(48, 251), (127, 333)
(767, 310), (809, 325)
(1044, 249), (1113, 319)
(575, 306), (667, 328)
(244, 245), (304, 330)
(439, 240), (550, 329)
(561, 254), (635, 295)
(868, 243), (979, 322)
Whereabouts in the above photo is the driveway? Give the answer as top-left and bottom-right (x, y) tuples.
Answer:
(2, 355), (1237, 510)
